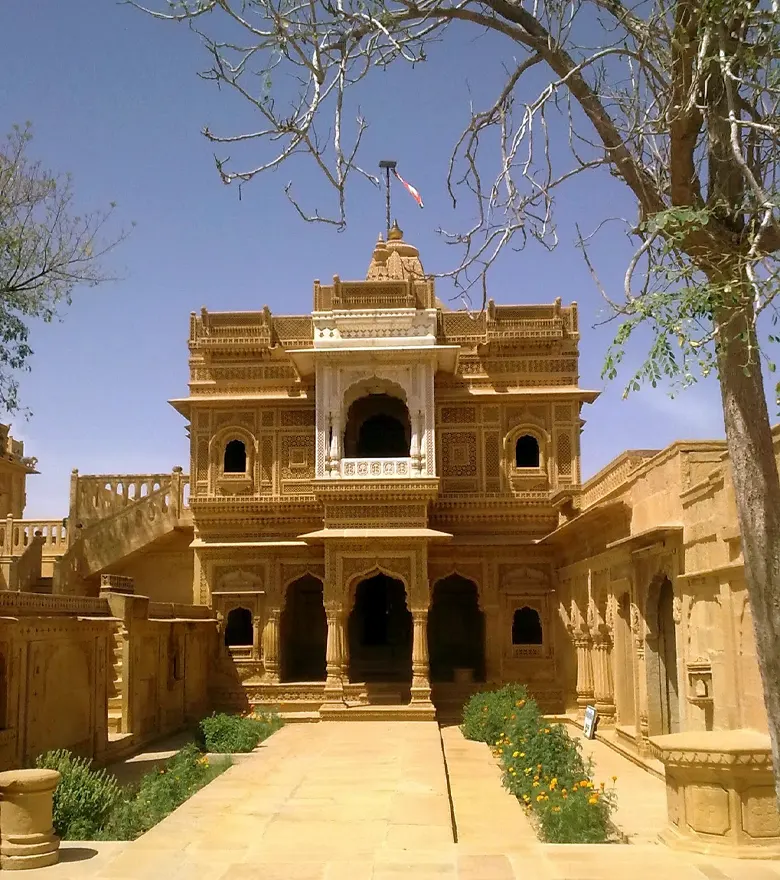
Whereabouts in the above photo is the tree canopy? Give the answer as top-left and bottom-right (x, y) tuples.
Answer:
(0, 124), (126, 413)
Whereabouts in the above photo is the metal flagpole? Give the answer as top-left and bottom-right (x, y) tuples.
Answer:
(379, 160), (396, 237)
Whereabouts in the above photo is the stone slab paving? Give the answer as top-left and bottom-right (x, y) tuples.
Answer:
(15, 720), (780, 879)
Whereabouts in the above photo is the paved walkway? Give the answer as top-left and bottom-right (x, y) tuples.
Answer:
(20, 722), (780, 879)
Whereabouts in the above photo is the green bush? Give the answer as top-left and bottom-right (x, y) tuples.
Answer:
(99, 743), (229, 840)
(461, 684), (617, 843)
(197, 711), (283, 753)
(35, 750), (120, 840)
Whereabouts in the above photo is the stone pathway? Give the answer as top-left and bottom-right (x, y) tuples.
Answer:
(18, 721), (780, 879)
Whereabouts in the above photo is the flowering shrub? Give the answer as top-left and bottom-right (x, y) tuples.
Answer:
(462, 685), (617, 843)
(35, 750), (120, 839)
(197, 710), (283, 753)
(99, 744), (231, 840)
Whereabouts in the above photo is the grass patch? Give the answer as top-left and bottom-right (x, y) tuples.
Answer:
(197, 710), (283, 753)
(462, 685), (618, 843)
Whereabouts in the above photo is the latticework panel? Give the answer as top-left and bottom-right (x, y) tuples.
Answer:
(557, 431), (572, 479)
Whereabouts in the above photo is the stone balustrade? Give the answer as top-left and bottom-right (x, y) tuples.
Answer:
(0, 519), (68, 556)
(339, 458), (414, 479)
(70, 468), (190, 529)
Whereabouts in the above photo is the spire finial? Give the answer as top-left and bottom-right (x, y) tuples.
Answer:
(388, 219), (403, 241)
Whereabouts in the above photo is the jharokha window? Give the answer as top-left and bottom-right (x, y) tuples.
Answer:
(223, 439), (247, 474)
(514, 434), (540, 469)
(512, 606), (543, 645)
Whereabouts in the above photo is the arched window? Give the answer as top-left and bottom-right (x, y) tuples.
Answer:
(224, 607), (253, 646)
(512, 607), (543, 645)
(515, 435), (540, 468)
(223, 439), (247, 474)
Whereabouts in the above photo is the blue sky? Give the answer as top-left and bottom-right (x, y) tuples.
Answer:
(1, 0), (734, 517)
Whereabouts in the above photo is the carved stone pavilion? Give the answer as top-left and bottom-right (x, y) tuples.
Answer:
(0, 224), (778, 857)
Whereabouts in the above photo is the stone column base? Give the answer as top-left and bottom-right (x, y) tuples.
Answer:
(0, 769), (61, 870)
(651, 730), (780, 859)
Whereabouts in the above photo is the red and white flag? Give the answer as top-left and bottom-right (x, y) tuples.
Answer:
(393, 168), (424, 208)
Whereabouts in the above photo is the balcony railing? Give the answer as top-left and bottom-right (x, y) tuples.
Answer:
(339, 458), (414, 479)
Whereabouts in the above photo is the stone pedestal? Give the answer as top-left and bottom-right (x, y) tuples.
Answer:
(651, 730), (780, 859)
(0, 769), (61, 870)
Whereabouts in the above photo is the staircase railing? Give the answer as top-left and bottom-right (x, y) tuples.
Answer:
(52, 467), (190, 594)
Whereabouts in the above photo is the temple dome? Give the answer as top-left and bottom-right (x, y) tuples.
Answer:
(366, 221), (425, 281)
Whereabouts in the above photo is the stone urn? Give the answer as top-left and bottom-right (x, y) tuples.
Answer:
(0, 768), (61, 870)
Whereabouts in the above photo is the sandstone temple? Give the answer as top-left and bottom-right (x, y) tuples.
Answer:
(0, 225), (776, 857)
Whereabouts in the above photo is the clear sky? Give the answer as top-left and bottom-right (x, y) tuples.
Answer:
(1, 0), (738, 518)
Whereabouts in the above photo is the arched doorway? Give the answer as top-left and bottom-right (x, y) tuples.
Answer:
(280, 575), (326, 682)
(657, 578), (680, 734)
(348, 573), (412, 682)
(614, 593), (636, 727)
(344, 394), (411, 458)
(224, 607), (253, 647)
(646, 576), (680, 735)
(428, 575), (485, 682)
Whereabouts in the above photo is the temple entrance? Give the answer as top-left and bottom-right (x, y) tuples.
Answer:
(348, 574), (412, 683)
(280, 575), (326, 682)
(428, 575), (485, 682)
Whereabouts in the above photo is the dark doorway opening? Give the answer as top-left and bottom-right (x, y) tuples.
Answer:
(511, 607), (543, 645)
(348, 574), (412, 682)
(280, 575), (327, 682)
(428, 575), (485, 682)
(344, 394), (411, 458)
(224, 439), (247, 473)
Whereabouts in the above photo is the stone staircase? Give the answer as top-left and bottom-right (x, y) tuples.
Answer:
(108, 625), (125, 734)
(53, 468), (191, 593)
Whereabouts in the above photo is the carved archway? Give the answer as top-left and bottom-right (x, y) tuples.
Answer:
(428, 574), (485, 683)
(645, 574), (680, 736)
(280, 574), (326, 682)
(347, 571), (412, 684)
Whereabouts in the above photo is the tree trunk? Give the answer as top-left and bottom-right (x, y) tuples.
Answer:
(715, 295), (780, 808)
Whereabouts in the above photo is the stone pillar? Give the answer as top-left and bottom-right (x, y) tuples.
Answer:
(324, 606), (345, 700)
(574, 634), (595, 717)
(329, 412), (342, 476)
(411, 608), (432, 705)
(262, 608), (280, 683)
(483, 604), (502, 685)
(0, 769), (61, 870)
(592, 631), (616, 724)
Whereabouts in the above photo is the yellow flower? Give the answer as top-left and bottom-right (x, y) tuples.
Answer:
(544, 728), (550, 734)
(562, 792), (568, 800)
(519, 752), (525, 758)
(552, 806), (561, 813)
(612, 775), (618, 783)
(550, 777), (558, 787)
(536, 794), (545, 802)
(589, 796), (599, 804)
(513, 751), (520, 758)
(537, 764), (543, 771)
(532, 781), (539, 787)
(516, 700), (525, 708)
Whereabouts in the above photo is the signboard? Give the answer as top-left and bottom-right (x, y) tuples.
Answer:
(583, 705), (598, 740)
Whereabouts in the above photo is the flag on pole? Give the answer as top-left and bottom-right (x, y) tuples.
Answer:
(393, 169), (424, 208)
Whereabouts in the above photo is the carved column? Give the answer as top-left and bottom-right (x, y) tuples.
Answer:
(262, 608), (280, 683)
(410, 411), (422, 475)
(411, 608), (432, 704)
(592, 631), (616, 724)
(574, 633), (594, 717)
(329, 412), (342, 476)
(483, 604), (502, 684)
(324, 605), (346, 700)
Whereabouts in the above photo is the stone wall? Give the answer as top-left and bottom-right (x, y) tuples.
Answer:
(107, 531), (195, 604)
(0, 590), (217, 771)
